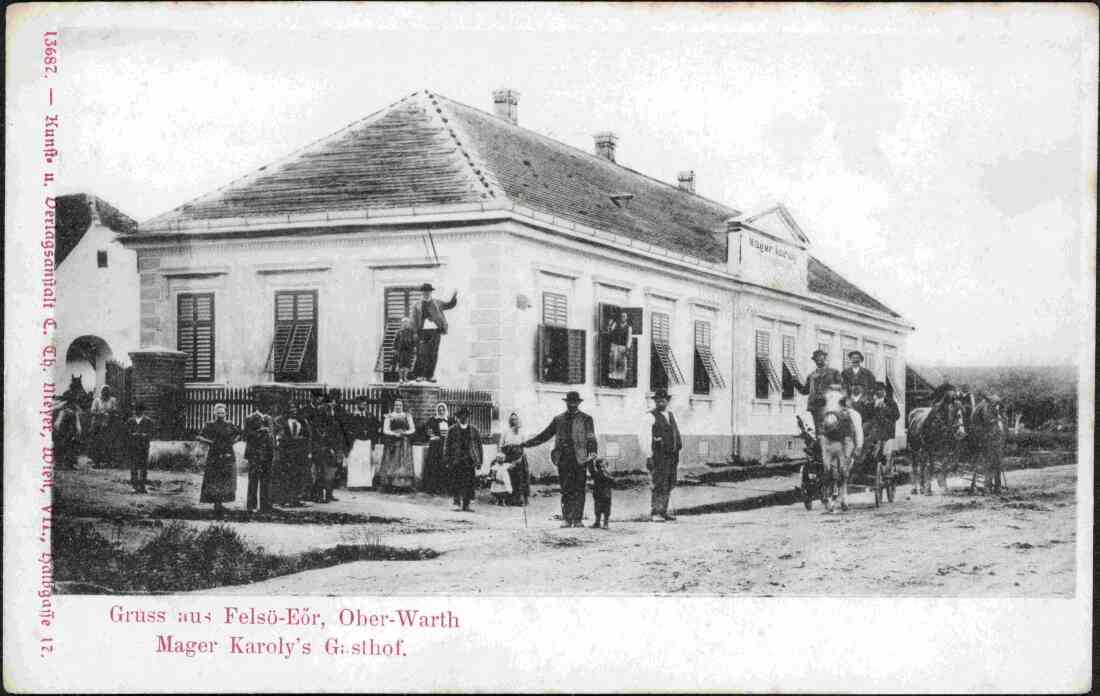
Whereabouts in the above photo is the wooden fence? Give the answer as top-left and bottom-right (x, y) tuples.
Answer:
(181, 384), (495, 439)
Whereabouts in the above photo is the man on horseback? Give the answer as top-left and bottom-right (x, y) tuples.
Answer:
(793, 349), (842, 433)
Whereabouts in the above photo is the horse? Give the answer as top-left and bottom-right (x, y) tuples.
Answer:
(56, 375), (94, 462)
(968, 395), (1007, 493)
(906, 395), (966, 495)
(817, 389), (859, 512)
(52, 400), (83, 469)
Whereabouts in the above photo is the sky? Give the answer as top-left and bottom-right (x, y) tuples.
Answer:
(51, 3), (1095, 367)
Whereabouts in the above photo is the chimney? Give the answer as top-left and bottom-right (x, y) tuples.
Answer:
(492, 88), (520, 125)
(594, 132), (618, 162)
(677, 170), (696, 193)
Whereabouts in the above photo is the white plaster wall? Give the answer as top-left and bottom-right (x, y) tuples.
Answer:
(55, 223), (139, 389)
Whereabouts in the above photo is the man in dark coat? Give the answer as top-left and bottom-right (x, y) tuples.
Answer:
(445, 407), (483, 511)
(309, 391), (345, 503)
(274, 402), (311, 506)
(244, 397), (276, 513)
(841, 350), (877, 397)
(409, 283), (458, 382)
(640, 388), (683, 522)
(522, 391), (598, 528)
(125, 403), (156, 493)
(858, 381), (901, 471)
(792, 349), (842, 432)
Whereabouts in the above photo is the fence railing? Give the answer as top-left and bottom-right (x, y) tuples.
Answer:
(181, 384), (495, 439)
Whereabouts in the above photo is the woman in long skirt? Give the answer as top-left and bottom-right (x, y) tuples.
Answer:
(377, 398), (416, 490)
(197, 403), (241, 516)
(499, 411), (531, 506)
(419, 402), (452, 494)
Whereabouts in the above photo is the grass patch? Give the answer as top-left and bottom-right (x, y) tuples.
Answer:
(52, 519), (437, 594)
(53, 495), (404, 526)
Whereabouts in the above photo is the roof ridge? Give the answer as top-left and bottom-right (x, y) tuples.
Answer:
(141, 90), (425, 229)
(430, 91), (741, 217)
(420, 90), (507, 201)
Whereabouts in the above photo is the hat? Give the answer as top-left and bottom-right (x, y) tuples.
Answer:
(812, 349), (828, 360)
(420, 282), (435, 292)
(848, 350), (864, 361)
(454, 406), (471, 418)
(873, 381), (888, 391)
(562, 391), (584, 403)
(311, 388), (326, 398)
(652, 387), (672, 400)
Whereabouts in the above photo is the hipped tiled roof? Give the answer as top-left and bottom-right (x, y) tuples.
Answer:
(142, 89), (900, 318)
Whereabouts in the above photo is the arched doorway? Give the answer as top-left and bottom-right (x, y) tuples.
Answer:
(64, 335), (114, 393)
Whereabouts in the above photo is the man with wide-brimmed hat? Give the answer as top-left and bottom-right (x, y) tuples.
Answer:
(639, 387), (683, 521)
(409, 282), (458, 382)
(792, 349), (841, 432)
(841, 350), (877, 397)
(445, 406), (484, 511)
(522, 391), (598, 527)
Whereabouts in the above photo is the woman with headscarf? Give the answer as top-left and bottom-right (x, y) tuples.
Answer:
(419, 402), (452, 494)
(377, 398), (416, 490)
(197, 403), (241, 517)
(498, 411), (531, 506)
(89, 385), (121, 467)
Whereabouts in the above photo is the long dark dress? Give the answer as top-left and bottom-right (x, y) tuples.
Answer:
(420, 416), (452, 494)
(198, 420), (240, 503)
(274, 416), (310, 505)
(499, 431), (530, 505)
(378, 413), (415, 489)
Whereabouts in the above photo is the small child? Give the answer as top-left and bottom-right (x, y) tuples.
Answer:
(588, 457), (613, 529)
(489, 455), (513, 505)
(393, 316), (417, 384)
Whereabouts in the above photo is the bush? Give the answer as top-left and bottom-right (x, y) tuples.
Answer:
(1006, 430), (1076, 452)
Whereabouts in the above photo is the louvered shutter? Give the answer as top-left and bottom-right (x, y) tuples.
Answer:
(781, 334), (800, 399)
(650, 312), (684, 388)
(755, 330), (781, 398)
(377, 287), (421, 381)
(542, 292), (568, 327)
(178, 293), (214, 382)
(625, 338), (638, 388)
(272, 290), (317, 382)
(566, 329), (586, 384)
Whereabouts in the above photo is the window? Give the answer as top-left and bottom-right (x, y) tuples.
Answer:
(781, 334), (801, 400)
(96, 250), (108, 268)
(595, 303), (640, 388)
(537, 325), (585, 384)
(693, 320), (725, 394)
(177, 293), (214, 382)
(374, 286), (423, 382)
(542, 292), (568, 327)
(755, 330), (780, 399)
(650, 311), (684, 391)
(884, 345), (898, 392)
(267, 290), (318, 383)
(841, 336), (859, 368)
(864, 340), (879, 377)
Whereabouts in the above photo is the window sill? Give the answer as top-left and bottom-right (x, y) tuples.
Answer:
(534, 384), (575, 395)
(184, 382), (226, 388)
(689, 394), (714, 402)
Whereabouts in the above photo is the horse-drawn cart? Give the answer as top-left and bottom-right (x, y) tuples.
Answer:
(796, 416), (898, 509)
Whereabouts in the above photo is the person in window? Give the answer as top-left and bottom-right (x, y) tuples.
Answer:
(125, 403), (156, 494)
(445, 407), (483, 511)
(394, 316), (418, 384)
(606, 310), (633, 385)
(197, 403), (241, 517)
(410, 283), (458, 382)
(792, 349), (842, 433)
(378, 398), (416, 490)
(841, 350), (877, 397)
(521, 391), (598, 528)
(499, 411), (530, 506)
(419, 402), (452, 495)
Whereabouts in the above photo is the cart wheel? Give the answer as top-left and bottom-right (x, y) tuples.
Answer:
(887, 480), (896, 503)
(801, 466), (814, 510)
(886, 454), (897, 503)
(873, 458), (883, 508)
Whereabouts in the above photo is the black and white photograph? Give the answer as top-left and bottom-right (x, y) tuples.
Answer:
(4, 2), (1094, 692)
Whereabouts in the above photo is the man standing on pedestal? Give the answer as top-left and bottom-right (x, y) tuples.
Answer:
(640, 388), (682, 522)
(522, 391), (598, 528)
(410, 283), (458, 383)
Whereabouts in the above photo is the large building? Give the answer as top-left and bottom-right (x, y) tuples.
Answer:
(121, 89), (912, 473)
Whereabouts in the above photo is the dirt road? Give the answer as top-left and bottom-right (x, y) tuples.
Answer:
(186, 464), (1075, 597)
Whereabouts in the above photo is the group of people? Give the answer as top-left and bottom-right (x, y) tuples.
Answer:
(792, 349), (902, 512)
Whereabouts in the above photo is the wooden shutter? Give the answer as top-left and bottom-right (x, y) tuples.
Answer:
(566, 328), (586, 384)
(650, 312), (684, 387)
(542, 292), (568, 327)
(755, 330), (780, 398)
(693, 320), (724, 393)
(625, 337), (638, 388)
(272, 290), (317, 382)
(781, 334), (799, 399)
(178, 293), (214, 382)
(376, 287), (421, 381)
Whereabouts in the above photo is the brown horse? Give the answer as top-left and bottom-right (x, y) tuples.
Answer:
(968, 395), (1008, 493)
(906, 396), (966, 495)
